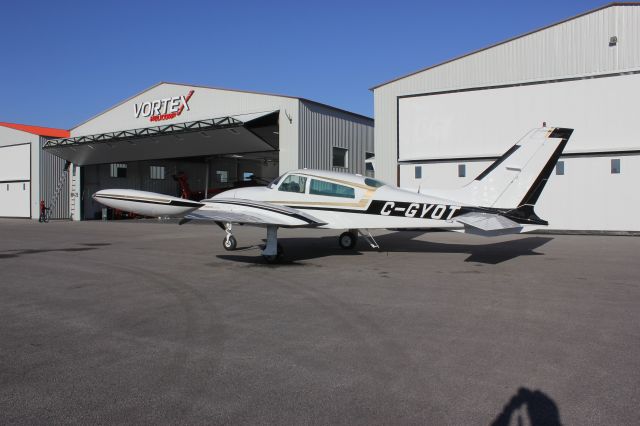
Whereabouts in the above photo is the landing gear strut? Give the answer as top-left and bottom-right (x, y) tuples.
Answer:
(338, 229), (359, 249)
(222, 222), (237, 251)
(262, 225), (284, 263)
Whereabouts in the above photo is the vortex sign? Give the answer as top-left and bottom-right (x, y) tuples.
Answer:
(134, 90), (195, 122)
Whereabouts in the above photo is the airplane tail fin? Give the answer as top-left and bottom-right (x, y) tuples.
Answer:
(452, 127), (573, 225)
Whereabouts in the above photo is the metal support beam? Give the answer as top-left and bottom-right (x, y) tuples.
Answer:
(43, 116), (244, 149)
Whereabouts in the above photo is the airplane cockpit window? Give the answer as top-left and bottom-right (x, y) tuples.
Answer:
(309, 179), (355, 198)
(278, 174), (307, 193)
(364, 178), (386, 188)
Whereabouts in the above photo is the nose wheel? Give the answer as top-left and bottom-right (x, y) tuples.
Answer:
(223, 235), (237, 251)
(222, 222), (237, 251)
(338, 230), (358, 249)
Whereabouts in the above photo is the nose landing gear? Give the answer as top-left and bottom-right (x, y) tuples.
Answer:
(222, 222), (237, 251)
(220, 222), (284, 263)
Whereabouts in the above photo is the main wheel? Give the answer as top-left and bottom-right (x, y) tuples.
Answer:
(223, 235), (237, 251)
(338, 231), (358, 249)
(262, 243), (284, 263)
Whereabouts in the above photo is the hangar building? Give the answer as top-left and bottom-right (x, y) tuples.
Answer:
(372, 3), (640, 231)
(0, 123), (70, 219)
(32, 83), (373, 220)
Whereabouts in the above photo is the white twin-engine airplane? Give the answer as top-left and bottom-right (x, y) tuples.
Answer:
(93, 127), (572, 263)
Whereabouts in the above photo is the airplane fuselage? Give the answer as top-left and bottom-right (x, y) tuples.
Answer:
(201, 171), (468, 230)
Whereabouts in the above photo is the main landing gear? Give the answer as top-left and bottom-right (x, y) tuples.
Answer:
(338, 229), (380, 250)
(338, 230), (358, 249)
(220, 222), (284, 263)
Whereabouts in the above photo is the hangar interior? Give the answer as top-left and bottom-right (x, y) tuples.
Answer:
(42, 83), (373, 220)
(49, 112), (281, 220)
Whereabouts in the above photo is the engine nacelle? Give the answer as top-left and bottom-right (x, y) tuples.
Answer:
(92, 189), (204, 217)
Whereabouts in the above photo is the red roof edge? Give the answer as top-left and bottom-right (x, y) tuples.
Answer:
(0, 122), (70, 138)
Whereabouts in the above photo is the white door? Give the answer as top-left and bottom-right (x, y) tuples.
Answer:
(0, 144), (31, 218)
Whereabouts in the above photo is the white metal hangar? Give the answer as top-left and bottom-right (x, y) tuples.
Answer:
(371, 3), (640, 232)
(0, 123), (70, 219)
(41, 82), (373, 221)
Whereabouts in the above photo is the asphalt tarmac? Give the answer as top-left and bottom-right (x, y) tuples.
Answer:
(1, 219), (639, 425)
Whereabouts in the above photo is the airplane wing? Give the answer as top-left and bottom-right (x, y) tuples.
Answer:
(183, 198), (327, 228)
(454, 212), (523, 235)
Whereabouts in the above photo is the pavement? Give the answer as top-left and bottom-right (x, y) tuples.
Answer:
(0, 219), (639, 425)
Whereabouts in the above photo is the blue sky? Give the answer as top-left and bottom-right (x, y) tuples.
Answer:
(0, 0), (607, 129)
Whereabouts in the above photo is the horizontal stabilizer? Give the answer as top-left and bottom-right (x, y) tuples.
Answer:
(455, 212), (522, 233)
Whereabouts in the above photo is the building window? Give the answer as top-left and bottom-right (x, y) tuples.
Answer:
(556, 161), (565, 175)
(458, 164), (466, 178)
(150, 166), (165, 180)
(611, 158), (620, 174)
(415, 166), (422, 179)
(243, 172), (254, 181)
(332, 147), (348, 168)
(216, 170), (228, 183)
(110, 163), (127, 178)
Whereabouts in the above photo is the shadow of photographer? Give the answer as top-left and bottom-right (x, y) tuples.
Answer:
(492, 387), (562, 426)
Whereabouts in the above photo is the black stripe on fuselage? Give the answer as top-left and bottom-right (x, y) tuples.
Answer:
(94, 194), (204, 208)
(291, 201), (465, 221)
(290, 201), (546, 226)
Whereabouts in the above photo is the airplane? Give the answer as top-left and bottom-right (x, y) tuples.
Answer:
(93, 127), (572, 263)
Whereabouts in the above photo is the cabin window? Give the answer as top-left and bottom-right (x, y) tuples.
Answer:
(332, 147), (348, 168)
(309, 179), (355, 198)
(458, 164), (466, 178)
(278, 175), (307, 193)
(110, 163), (127, 178)
(364, 178), (385, 188)
(556, 161), (565, 175)
(150, 166), (165, 180)
(611, 158), (620, 174)
(415, 166), (422, 179)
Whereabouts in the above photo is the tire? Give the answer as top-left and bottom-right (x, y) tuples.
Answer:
(262, 243), (284, 263)
(338, 231), (357, 249)
(223, 235), (237, 251)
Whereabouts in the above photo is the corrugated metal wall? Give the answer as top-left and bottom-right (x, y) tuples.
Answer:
(39, 137), (70, 220)
(373, 4), (640, 183)
(298, 100), (374, 175)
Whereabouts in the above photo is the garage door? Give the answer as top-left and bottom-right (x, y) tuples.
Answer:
(0, 144), (31, 218)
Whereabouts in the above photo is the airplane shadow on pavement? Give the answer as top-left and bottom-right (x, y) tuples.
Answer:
(491, 387), (562, 426)
(217, 231), (553, 265)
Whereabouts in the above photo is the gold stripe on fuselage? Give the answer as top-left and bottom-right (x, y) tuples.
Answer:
(269, 172), (379, 209)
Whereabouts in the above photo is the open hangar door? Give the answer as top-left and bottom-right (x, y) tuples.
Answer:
(43, 111), (280, 220)
(0, 143), (31, 218)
